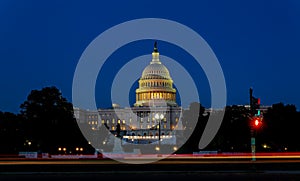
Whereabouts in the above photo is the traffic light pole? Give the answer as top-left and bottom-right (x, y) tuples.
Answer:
(251, 129), (256, 161)
(250, 88), (256, 161)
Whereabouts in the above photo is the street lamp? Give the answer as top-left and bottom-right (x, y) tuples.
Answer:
(155, 113), (164, 150)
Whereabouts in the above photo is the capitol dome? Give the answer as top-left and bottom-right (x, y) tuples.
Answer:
(134, 42), (177, 107)
(141, 63), (171, 80)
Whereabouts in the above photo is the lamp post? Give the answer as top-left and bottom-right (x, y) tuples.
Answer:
(155, 113), (164, 151)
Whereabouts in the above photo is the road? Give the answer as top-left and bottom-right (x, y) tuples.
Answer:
(1, 156), (300, 180)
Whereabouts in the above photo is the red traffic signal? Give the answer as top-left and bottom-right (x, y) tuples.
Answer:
(252, 117), (262, 129)
(254, 119), (259, 126)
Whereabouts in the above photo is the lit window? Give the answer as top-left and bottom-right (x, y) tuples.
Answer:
(106, 120), (109, 124)
(101, 120), (105, 124)
(122, 120), (126, 124)
(175, 118), (179, 122)
(164, 124), (167, 129)
(147, 125), (151, 129)
(112, 119), (115, 124)
(112, 126), (115, 130)
(118, 119), (121, 124)
(140, 118), (143, 123)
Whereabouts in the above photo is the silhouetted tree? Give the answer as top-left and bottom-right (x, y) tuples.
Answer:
(177, 103), (251, 153)
(20, 86), (92, 154)
(209, 105), (251, 152)
(177, 102), (208, 153)
(262, 103), (300, 151)
(0, 112), (24, 154)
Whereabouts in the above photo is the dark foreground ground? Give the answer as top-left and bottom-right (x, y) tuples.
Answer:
(1, 158), (300, 180)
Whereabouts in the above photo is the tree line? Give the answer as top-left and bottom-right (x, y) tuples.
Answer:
(178, 102), (300, 153)
(0, 86), (300, 154)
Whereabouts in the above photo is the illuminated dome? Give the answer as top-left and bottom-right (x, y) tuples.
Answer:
(134, 42), (177, 107)
(141, 60), (171, 80)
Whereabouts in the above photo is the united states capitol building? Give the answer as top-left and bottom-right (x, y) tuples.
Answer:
(74, 43), (185, 148)
(73, 43), (267, 152)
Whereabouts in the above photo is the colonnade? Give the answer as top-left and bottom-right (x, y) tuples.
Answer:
(136, 92), (176, 101)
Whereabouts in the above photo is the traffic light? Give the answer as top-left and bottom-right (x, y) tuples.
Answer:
(252, 117), (262, 129)
(254, 119), (259, 126)
(252, 97), (260, 113)
(249, 88), (263, 130)
(249, 88), (261, 115)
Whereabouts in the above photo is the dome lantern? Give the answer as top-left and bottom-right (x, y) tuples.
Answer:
(151, 41), (160, 64)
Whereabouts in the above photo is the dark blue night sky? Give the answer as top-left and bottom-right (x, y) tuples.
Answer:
(0, 0), (300, 113)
